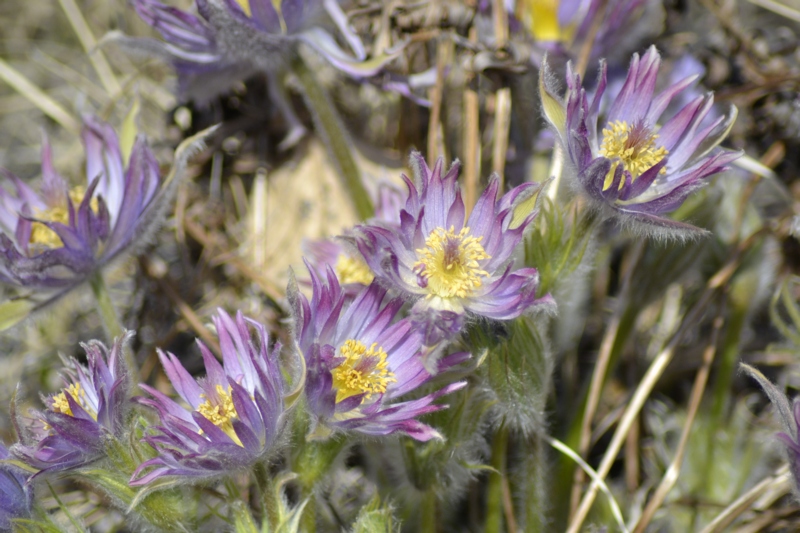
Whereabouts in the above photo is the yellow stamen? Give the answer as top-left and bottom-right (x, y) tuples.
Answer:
(598, 120), (668, 191)
(414, 226), (490, 299)
(234, 0), (251, 17)
(332, 339), (396, 404)
(335, 254), (374, 286)
(234, 0), (287, 32)
(197, 384), (243, 447)
(51, 382), (97, 420)
(29, 187), (99, 248)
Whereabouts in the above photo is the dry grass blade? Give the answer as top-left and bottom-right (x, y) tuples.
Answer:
(567, 246), (747, 532)
(57, 0), (121, 96)
(570, 241), (645, 516)
(632, 315), (725, 533)
(746, 0), (800, 22)
(699, 466), (791, 533)
(0, 57), (79, 133)
(462, 26), (480, 213)
(548, 436), (629, 533)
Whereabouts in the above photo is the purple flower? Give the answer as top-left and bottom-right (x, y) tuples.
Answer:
(742, 363), (800, 498)
(131, 310), (286, 485)
(121, 0), (403, 110)
(351, 153), (554, 344)
(0, 442), (32, 530)
(0, 117), (161, 300)
(303, 182), (405, 292)
(289, 266), (467, 441)
(540, 46), (741, 237)
(12, 332), (134, 475)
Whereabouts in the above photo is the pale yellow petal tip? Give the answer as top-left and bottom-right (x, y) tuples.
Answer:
(539, 59), (567, 138)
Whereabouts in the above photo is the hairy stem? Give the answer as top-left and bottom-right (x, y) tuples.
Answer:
(292, 55), (373, 220)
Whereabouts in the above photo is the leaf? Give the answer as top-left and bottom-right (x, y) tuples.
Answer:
(0, 298), (35, 331)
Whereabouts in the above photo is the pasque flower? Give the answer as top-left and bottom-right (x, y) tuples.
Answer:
(742, 363), (800, 499)
(289, 265), (467, 441)
(351, 153), (554, 344)
(0, 442), (32, 530)
(540, 45), (740, 237)
(131, 310), (286, 485)
(120, 0), (405, 143)
(524, 0), (650, 64)
(0, 117), (161, 300)
(303, 182), (404, 292)
(12, 332), (134, 475)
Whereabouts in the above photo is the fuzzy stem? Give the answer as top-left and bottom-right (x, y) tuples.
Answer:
(253, 461), (279, 530)
(292, 55), (373, 220)
(524, 433), (548, 533)
(89, 272), (138, 382)
(89, 272), (123, 339)
(486, 424), (509, 533)
(420, 490), (438, 533)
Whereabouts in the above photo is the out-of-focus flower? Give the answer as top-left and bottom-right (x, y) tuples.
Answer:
(0, 442), (32, 530)
(131, 310), (285, 485)
(0, 117), (161, 299)
(352, 153), (554, 344)
(119, 0), (405, 118)
(516, 0), (661, 68)
(741, 363), (800, 498)
(12, 332), (134, 475)
(303, 182), (404, 292)
(540, 45), (741, 237)
(289, 266), (467, 441)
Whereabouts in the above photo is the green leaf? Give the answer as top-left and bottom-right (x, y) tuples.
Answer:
(0, 298), (35, 331)
(350, 495), (400, 533)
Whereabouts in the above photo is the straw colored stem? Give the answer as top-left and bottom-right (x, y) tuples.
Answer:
(570, 241), (644, 515)
(0, 58), (79, 133)
(463, 26), (480, 214)
(699, 466), (790, 533)
(567, 245), (746, 533)
(632, 315), (725, 533)
(57, 0), (121, 96)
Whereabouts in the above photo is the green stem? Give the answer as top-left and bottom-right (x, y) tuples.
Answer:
(292, 55), (374, 220)
(253, 461), (279, 530)
(89, 272), (139, 381)
(420, 490), (438, 533)
(486, 424), (509, 533)
(523, 433), (547, 533)
(89, 271), (123, 339)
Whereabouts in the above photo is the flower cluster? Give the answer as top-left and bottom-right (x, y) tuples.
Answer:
(540, 45), (740, 237)
(0, 117), (162, 299)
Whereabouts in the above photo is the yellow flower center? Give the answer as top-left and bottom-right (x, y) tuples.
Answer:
(414, 226), (490, 299)
(332, 339), (396, 404)
(598, 120), (668, 191)
(335, 254), (374, 286)
(197, 384), (243, 446)
(51, 382), (97, 420)
(29, 187), (98, 248)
